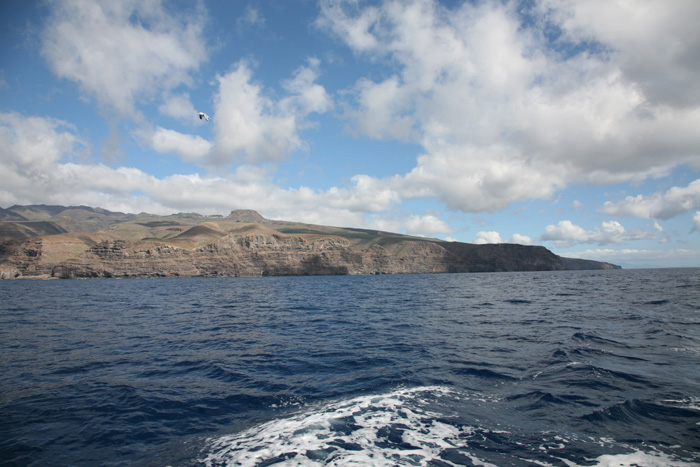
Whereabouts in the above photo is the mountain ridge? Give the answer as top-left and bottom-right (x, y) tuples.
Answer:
(0, 205), (620, 279)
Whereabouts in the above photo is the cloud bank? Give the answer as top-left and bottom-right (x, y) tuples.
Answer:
(540, 220), (661, 248)
(319, 0), (700, 212)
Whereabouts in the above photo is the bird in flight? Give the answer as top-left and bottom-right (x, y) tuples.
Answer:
(198, 112), (210, 122)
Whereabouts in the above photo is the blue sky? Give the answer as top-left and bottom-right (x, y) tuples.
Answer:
(1, 0), (699, 268)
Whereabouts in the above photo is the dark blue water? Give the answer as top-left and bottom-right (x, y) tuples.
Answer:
(1, 269), (699, 466)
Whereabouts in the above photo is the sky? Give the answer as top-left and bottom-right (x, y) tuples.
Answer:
(1, 0), (699, 269)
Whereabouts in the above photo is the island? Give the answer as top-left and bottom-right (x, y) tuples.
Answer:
(0, 205), (620, 279)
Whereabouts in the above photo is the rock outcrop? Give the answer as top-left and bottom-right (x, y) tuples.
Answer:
(0, 205), (620, 279)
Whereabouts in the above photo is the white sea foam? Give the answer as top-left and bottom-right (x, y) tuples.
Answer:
(559, 450), (700, 467)
(671, 347), (700, 356)
(199, 386), (699, 467)
(662, 397), (700, 412)
(199, 386), (498, 467)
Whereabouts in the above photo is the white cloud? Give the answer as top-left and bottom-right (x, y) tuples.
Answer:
(475, 231), (503, 244)
(347, 76), (416, 141)
(209, 61), (330, 166)
(144, 60), (332, 168)
(325, 175), (400, 213)
(369, 214), (454, 237)
(691, 211), (700, 233)
(316, 1), (381, 52)
(402, 214), (452, 237)
(395, 145), (565, 212)
(148, 127), (212, 161)
(41, 0), (207, 116)
(538, 0), (700, 108)
(318, 0), (700, 213)
(541, 219), (659, 248)
(0, 111), (158, 208)
(474, 231), (531, 245)
(600, 179), (700, 221)
(0, 112), (86, 169)
(510, 234), (532, 245)
(280, 58), (332, 116)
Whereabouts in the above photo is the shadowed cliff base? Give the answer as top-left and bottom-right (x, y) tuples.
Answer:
(0, 205), (620, 279)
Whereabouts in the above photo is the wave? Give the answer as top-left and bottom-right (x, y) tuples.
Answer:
(590, 451), (700, 467)
(198, 386), (504, 467)
(451, 366), (517, 381)
(581, 398), (700, 426)
(197, 386), (699, 467)
(642, 299), (671, 306)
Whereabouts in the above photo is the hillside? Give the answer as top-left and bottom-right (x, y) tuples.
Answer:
(0, 205), (620, 279)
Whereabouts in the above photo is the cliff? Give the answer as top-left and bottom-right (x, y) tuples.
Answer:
(0, 205), (620, 279)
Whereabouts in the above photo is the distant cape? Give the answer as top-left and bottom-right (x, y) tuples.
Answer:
(0, 205), (620, 279)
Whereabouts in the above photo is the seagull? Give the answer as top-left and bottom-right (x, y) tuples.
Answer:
(198, 112), (210, 122)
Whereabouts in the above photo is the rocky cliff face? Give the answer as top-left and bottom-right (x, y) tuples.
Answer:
(0, 205), (620, 279)
(0, 234), (465, 279)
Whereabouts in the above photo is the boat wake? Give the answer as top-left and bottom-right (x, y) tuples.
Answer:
(198, 386), (697, 467)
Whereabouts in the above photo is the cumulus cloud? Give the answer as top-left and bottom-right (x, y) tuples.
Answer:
(538, 0), (700, 108)
(0, 113), (89, 204)
(280, 58), (333, 117)
(0, 112), (86, 168)
(318, 0), (700, 213)
(402, 214), (453, 237)
(600, 179), (700, 221)
(0, 113), (157, 208)
(148, 127), (212, 161)
(475, 231), (532, 245)
(40, 0), (207, 116)
(209, 61), (330, 166)
(541, 220), (659, 248)
(395, 145), (565, 212)
(370, 214), (454, 237)
(510, 234), (533, 245)
(325, 175), (400, 213)
(475, 231), (503, 244)
(142, 60), (332, 168)
(316, 1), (381, 52)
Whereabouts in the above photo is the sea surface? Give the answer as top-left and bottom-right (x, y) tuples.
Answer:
(1, 269), (699, 466)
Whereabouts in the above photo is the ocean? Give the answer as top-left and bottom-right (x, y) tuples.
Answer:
(1, 269), (699, 466)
